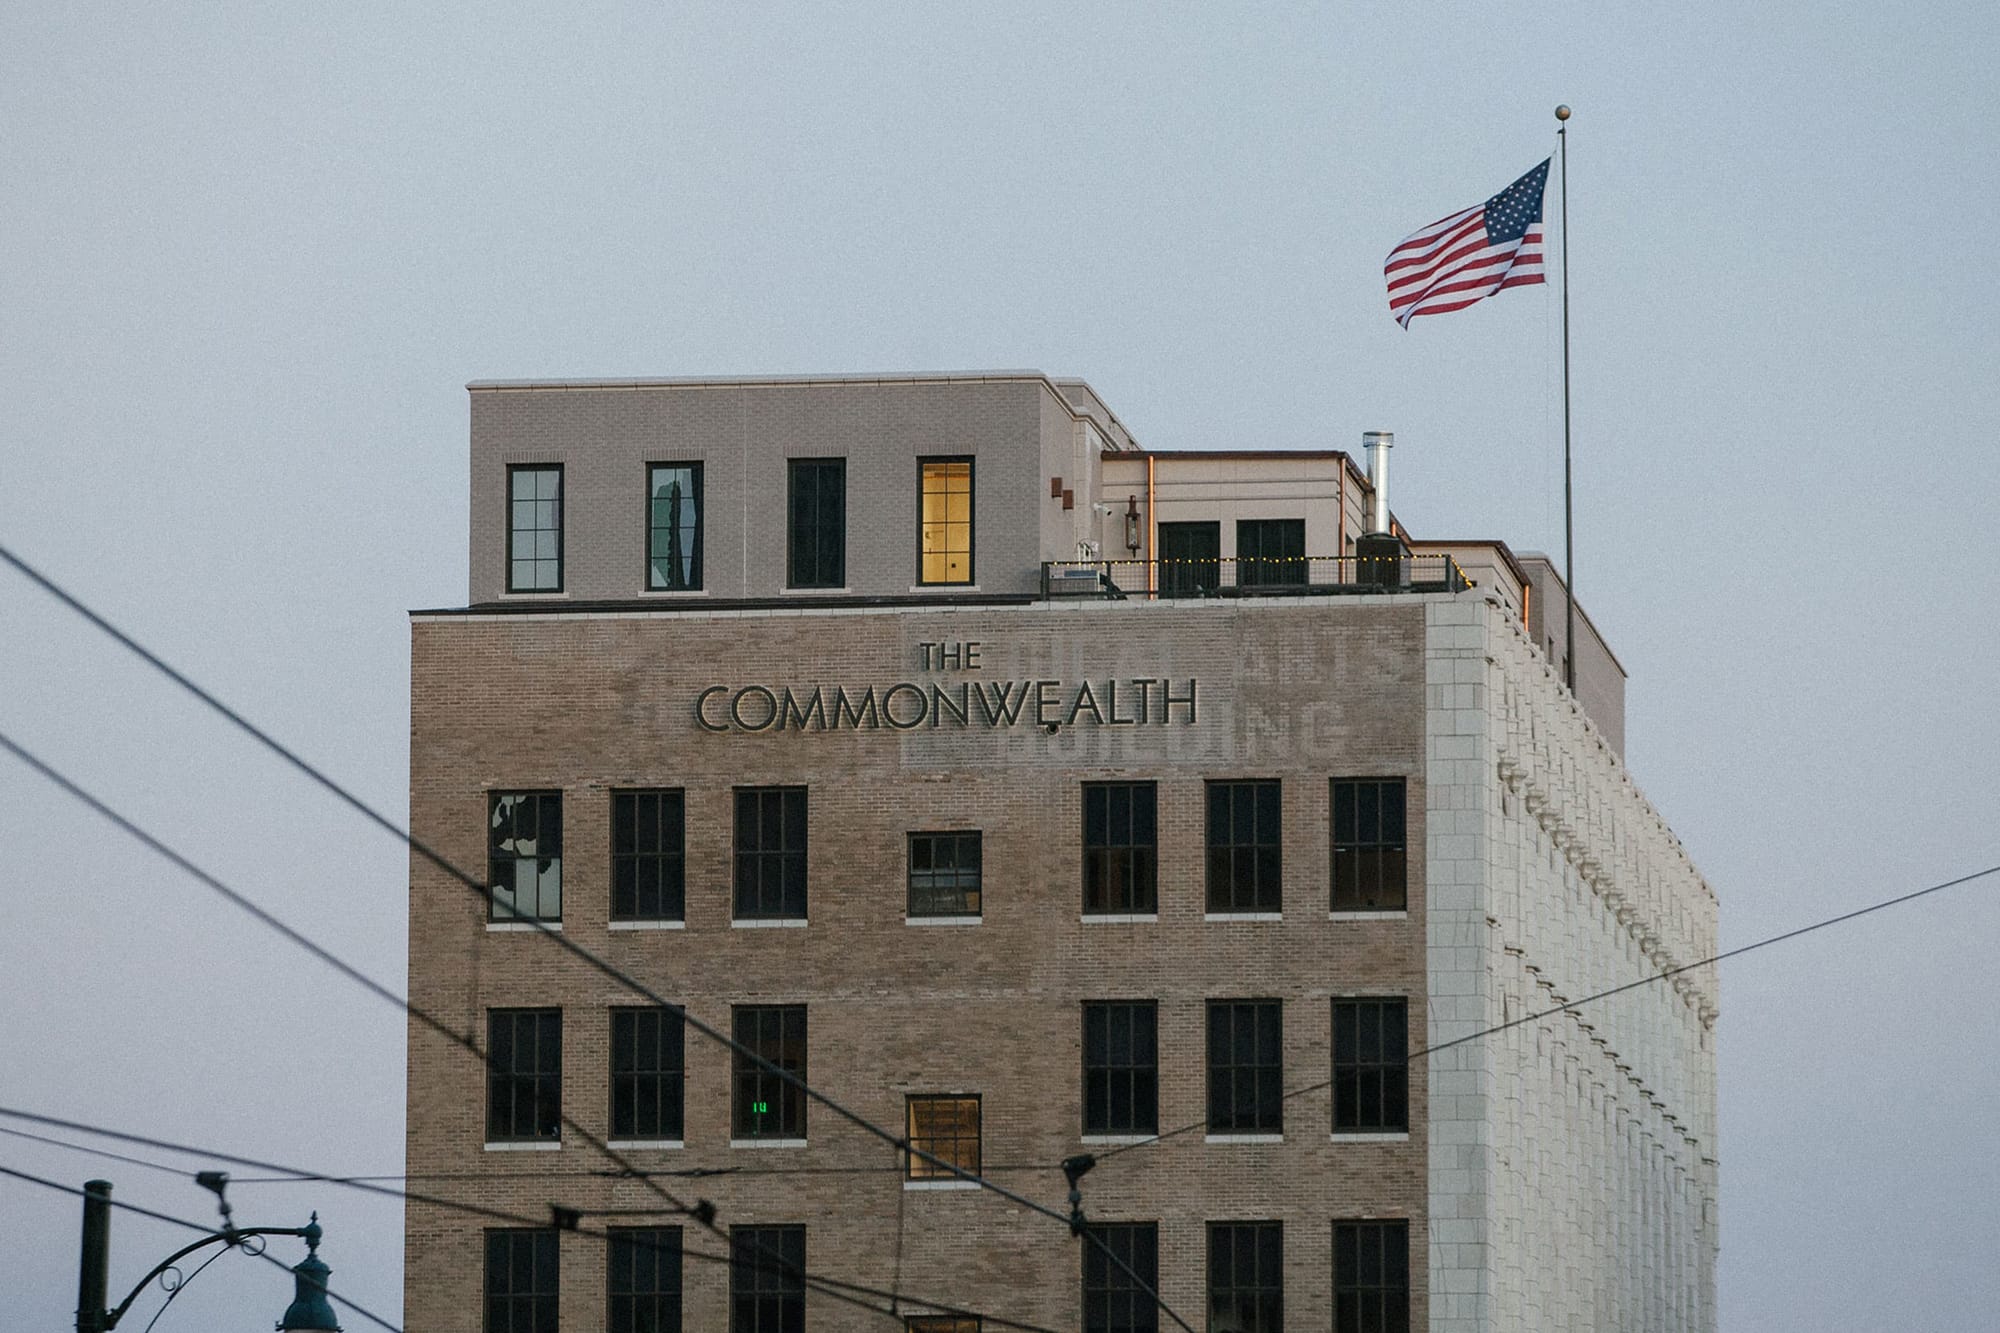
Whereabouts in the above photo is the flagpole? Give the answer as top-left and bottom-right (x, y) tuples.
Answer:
(1556, 103), (1575, 693)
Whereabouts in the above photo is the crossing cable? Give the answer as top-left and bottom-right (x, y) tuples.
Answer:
(0, 542), (1197, 1333)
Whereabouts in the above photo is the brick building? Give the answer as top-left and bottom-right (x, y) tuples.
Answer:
(406, 372), (1719, 1331)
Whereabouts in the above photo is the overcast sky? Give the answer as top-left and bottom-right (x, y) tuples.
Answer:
(3, 3), (1997, 1329)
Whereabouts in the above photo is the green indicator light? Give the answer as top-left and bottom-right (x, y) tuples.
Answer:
(753, 1101), (769, 1115)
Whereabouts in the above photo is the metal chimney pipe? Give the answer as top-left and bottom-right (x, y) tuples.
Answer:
(1363, 432), (1394, 533)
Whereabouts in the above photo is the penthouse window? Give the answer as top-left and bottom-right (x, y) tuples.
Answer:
(485, 1228), (558, 1333)
(608, 1227), (681, 1333)
(1206, 780), (1282, 914)
(787, 458), (846, 588)
(1332, 778), (1407, 911)
(732, 1005), (807, 1142)
(1207, 1000), (1283, 1136)
(489, 792), (561, 923)
(735, 787), (806, 921)
(905, 1095), (981, 1182)
(1332, 1220), (1410, 1333)
(613, 790), (685, 923)
(1332, 998), (1409, 1134)
(507, 465), (563, 592)
(729, 1225), (805, 1332)
(1209, 1221), (1283, 1333)
(919, 458), (974, 585)
(487, 1009), (561, 1144)
(907, 831), (982, 918)
(1081, 1222), (1159, 1333)
(1082, 782), (1157, 915)
(1082, 1001), (1158, 1137)
(610, 1006), (685, 1142)
(647, 463), (703, 591)
(1235, 518), (1306, 588)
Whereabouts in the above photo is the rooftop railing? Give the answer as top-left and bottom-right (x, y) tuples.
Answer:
(1040, 553), (1471, 601)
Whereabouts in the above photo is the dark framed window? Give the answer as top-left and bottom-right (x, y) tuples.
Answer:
(735, 787), (807, 920)
(1082, 782), (1157, 915)
(489, 792), (562, 922)
(787, 458), (846, 588)
(907, 831), (982, 917)
(732, 1005), (807, 1140)
(1206, 1000), (1282, 1135)
(1206, 780), (1282, 913)
(1235, 518), (1306, 588)
(611, 1006), (685, 1141)
(1333, 1220), (1410, 1333)
(906, 1319), (980, 1332)
(608, 1227), (682, 1333)
(613, 790), (685, 922)
(730, 1225), (805, 1333)
(508, 465), (563, 592)
(1081, 1222), (1158, 1333)
(905, 1095), (981, 1180)
(647, 463), (704, 591)
(1208, 1221), (1283, 1333)
(1157, 521), (1220, 598)
(1333, 998), (1409, 1133)
(485, 1228), (558, 1333)
(1332, 778), (1407, 911)
(919, 457), (974, 585)
(1083, 1001), (1158, 1136)
(487, 1009), (561, 1143)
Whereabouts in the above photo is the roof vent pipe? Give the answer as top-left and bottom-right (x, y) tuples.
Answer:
(1363, 432), (1394, 534)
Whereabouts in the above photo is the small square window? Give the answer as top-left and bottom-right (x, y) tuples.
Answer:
(1333, 1219), (1410, 1333)
(647, 463), (703, 591)
(730, 1225), (805, 1332)
(608, 1227), (681, 1333)
(1332, 778), (1407, 911)
(1235, 518), (1306, 588)
(908, 831), (982, 917)
(1207, 1000), (1283, 1135)
(489, 792), (562, 923)
(1333, 998), (1409, 1133)
(905, 1095), (981, 1180)
(486, 1009), (561, 1143)
(1083, 782), (1157, 915)
(732, 1005), (807, 1140)
(1206, 780), (1281, 913)
(507, 465), (563, 593)
(485, 1228), (558, 1333)
(613, 790), (685, 922)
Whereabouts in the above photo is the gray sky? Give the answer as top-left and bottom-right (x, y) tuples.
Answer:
(4, 3), (1997, 1329)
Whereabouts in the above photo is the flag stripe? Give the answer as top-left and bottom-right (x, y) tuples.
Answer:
(1384, 160), (1550, 328)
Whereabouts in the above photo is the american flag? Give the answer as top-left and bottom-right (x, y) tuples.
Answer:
(1385, 159), (1550, 328)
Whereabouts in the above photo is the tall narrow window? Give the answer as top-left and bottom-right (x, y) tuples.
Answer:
(1081, 1222), (1159, 1333)
(919, 458), (974, 585)
(907, 831), (982, 917)
(508, 465), (563, 592)
(608, 1227), (682, 1333)
(1083, 782), (1157, 915)
(485, 1228), (558, 1333)
(610, 1006), (685, 1141)
(1206, 780), (1282, 913)
(1332, 998), (1409, 1133)
(787, 458), (846, 588)
(1083, 1001), (1158, 1136)
(1332, 778), (1407, 911)
(1208, 1221), (1283, 1333)
(1206, 1000), (1282, 1135)
(735, 787), (807, 920)
(730, 1225), (805, 1333)
(647, 463), (704, 591)
(489, 792), (562, 922)
(732, 1005), (807, 1141)
(1235, 518), (1306, 588)
(905, 1095), (981, 1180)
(1332, 1220), (1410, 1333)
(486, 1009), (561, 1143)
(613, 789), (685, 923)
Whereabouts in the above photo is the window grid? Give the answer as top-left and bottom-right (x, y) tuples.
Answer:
(1333, 998), (1410, 1133)
(905, 1095), (981, 1180)
(1082, 782), (1158, 914)
(647, 462), (703, 591)
(1332, 778), (1408, 911)
(610, 1007), (686, 1141)
(734, 787), (807, 920)
(919, 458), (974, 585)
(485, 1228), (559, 1333)
(508, 465), (563, 592)
(732, 1005), (807, 1140)
(907, 831), (982, 917)
(1235, 518), (1306, 587)
(487, 1009), (561, 1143)
(787, 458), (846, 588)
(612, 790), (685, 922)
(489, 792), (562, 922)
(1082, 1001), (1159, 1136)
(608, 1226), (682, 1333)
(1206, 780), (1282, 913)
(1333, 1220), (1411, 1333)
(1208, 1221), (1283, 1333)
(1081, 1222), (1159, 1333)
(1206, 1000), (1283, 1135)
(730, 1225), (805, 1333)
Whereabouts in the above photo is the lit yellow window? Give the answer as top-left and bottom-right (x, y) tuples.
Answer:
(920, 460), (973, 584)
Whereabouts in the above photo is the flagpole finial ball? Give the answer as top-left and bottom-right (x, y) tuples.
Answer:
(1555, 104), (1571, 121)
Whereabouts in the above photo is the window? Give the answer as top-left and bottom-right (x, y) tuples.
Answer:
(647, 463), (703, 591)
(735, 787), (807, 920)
(485, 1228), (558, 1333)
(1332, 998), (1409, 1133)
(610, 1006), (685, 1141)
(730, 1225), (805, 1333)
(1331, 778), (1407, 911)
(608, 1227), (681, 1333)
(1206, 1000), (1282, 1135)
(907, 831), (982, 917)
(508, 465), (563, 592)
(919, 458), (974, 584)
(787, 458), (846, 588)
(1157, 521), (1220, 598)
(613, 790), (685, 922)
(1081, 1222), (1158, 1333)
(1235, 518), (1306, 588)
(732, 1005), (807, 1140)
(1206, 780), (1281, 913)
(487, 1009), (561, 1143)
(1332, 1220), (1410, 1333)
(905, 1095), (981, 1180)
(1208, 1222), (1283, 1333)
(1082, 782), (1157, 915)
(1082, 1001), (1158, 1136)
(490, 792), (562, 923)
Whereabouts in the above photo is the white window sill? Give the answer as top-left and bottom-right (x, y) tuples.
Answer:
(1204, 911), (1282, 923)
(730, 1138), (808, 1149)
(1328, 910), (1409, 921)
(907, 915), (982, 927)
(606, 1139), (685, 1150)
(731, 918), (808, 929)
(639, 588), (709, 597)
(1205, 1133), (1284, 1145)
(1081, 913), (1158, 924)
(609, 919), (686, 931)
(903, 1179), (981, 1191)
(485, 1141), (561, 1152)
(502, 590), (569, 599)
(779, 586), (851, 595)
(486, 921), (561, 932)
(1082, 1134), (1159, 1146)
(1330, 1131), (1410, 1142)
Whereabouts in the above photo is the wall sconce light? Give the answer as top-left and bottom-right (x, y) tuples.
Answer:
(1124, 495), (1142, 554)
